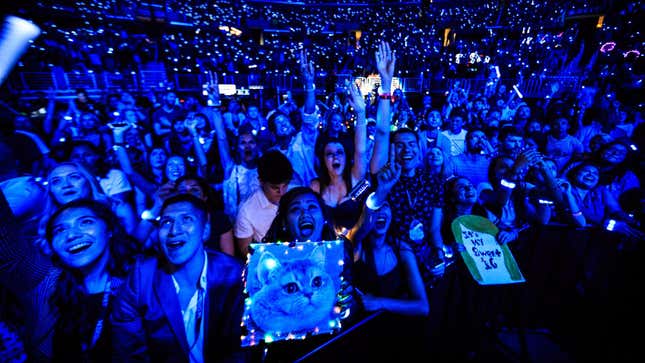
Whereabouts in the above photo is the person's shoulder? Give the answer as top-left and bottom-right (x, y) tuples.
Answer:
(121, 255), (162, 290)
(238, 188), (264, 209)
(133, 255), (161, 272)
(207, 251), (244, 282)
(418, 168), (442, 181)
(208, 250), (243, 266)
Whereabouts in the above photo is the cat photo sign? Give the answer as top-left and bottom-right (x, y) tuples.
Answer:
(240, 240), (345, 347)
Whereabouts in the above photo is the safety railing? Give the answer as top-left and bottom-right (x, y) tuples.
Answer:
(5, 69), (583, 100)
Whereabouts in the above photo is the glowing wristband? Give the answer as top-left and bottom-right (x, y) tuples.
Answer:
(141, 210), (159, 222)
(500, 179), (516, 189)
(365, 192), (384, 211)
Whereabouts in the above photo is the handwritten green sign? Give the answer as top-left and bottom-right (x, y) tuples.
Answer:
(451, 215), (525, 285)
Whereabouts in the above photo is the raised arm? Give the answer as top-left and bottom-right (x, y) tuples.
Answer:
(371, 41), (396, 174)
(42, 88), (58, 136)
(299, 50), (316, 115)
(184, 114), (208, 177)
(203, 74), (234, 179)
(347, 79), (367, 185)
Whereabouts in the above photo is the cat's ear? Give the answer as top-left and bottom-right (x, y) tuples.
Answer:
(309, 245), (327, 267)
(257, 251), (280, 285)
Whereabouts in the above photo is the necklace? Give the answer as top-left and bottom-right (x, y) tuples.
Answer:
(405, 190), (418, 209)
(83, 277), (111, 352)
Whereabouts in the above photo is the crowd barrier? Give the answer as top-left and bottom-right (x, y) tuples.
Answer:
(5, 69), (583, 101)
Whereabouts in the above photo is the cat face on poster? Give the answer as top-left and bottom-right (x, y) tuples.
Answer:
(249, 245), (337, 334)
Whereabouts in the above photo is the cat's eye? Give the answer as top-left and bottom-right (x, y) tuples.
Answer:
(283, 282), (299, 294)
(312, 276), (323, 288)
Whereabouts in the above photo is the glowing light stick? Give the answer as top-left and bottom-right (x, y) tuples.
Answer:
(512, 85), (524, 99)
(0, 16), (41, 87)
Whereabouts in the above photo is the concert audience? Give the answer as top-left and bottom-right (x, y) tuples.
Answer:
(0, 0), (643, 361)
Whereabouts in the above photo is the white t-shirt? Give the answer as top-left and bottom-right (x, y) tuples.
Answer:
(234, 188), (278, 243)
(442, 129), (468, 156)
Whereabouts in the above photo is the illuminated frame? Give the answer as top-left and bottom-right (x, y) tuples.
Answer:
(240, 240), (346, 347)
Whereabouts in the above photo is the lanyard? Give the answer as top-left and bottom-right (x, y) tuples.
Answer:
(405, 190), (418, 209)
(190, 288), (205, 350)
(83, 278), (111, 352)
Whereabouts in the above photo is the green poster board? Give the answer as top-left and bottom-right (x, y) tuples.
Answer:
(451, 215), (525, 285)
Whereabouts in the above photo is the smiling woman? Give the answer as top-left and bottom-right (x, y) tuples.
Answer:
(263, 187), (338, 243)
(0, 187), (140, 362)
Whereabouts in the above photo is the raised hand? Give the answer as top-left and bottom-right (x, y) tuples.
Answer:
(513, 147), (542, 175)
(157, 181), (176, 203)
(184, 114), (199, 136)
(497, 229), (518, 245)
(375, 41), (396, 86)
(108, 122), (131, 145)
(375, 147), (402, 199)
(299, 49), (315, 86)
(346, 79), (366, 115)
(204, 70), (221, 105)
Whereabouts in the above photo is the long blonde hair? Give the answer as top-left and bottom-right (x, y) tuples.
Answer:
(37, 161), (109, 254)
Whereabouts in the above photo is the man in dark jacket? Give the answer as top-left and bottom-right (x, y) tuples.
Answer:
(111, 194), (248, 362)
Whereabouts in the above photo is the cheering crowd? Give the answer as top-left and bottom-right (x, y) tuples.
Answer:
(1, 1), (644, 362)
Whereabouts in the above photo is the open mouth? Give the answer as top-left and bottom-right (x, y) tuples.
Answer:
(375, 216), (388, 229)
(299, 220), (314, 236)
(67, 242), (91, 254)
(63, 190), (77, 196)
(166, 240), (186, 250)
(332, 162), (341, 169)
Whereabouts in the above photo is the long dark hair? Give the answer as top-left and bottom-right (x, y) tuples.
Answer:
(175, 173), (224, 213)
(594, 139), (636, 184)
(263, 187), (338, 242)
(315, 135), (354, 192)
(46, 199), (140, 352)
